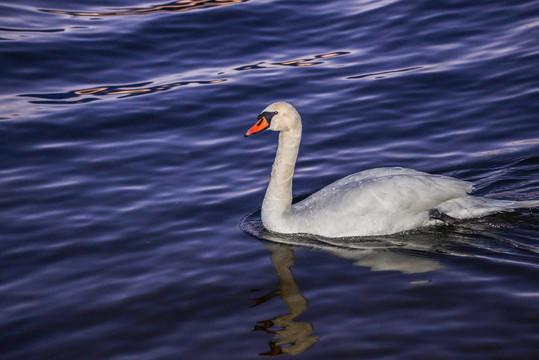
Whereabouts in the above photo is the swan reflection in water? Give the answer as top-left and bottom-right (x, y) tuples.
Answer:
(250, 240), (443, 356)
(251, 243), (320, 356)
(246, 214), (449, 356)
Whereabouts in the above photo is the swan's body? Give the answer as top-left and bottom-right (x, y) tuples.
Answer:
(245, 102), (539, 237)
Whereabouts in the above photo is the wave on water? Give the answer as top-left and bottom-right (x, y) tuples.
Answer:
(18, 52), (352, 104)
(41, 0), (250, 17)
(20, 79), (227, 105)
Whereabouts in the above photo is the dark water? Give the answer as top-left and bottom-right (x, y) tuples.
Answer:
(1, 1), (539, 358)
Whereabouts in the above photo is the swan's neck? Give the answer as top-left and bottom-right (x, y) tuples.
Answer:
(262, 127), (301, 231)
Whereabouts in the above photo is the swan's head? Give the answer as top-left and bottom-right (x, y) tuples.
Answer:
(245, 102), (301, 137)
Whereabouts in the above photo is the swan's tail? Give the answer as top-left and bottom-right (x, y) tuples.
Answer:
(437, 197), (539, 220)
(510, 199), (539, 208)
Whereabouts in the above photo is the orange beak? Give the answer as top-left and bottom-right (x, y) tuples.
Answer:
(245, 116), (270, 137)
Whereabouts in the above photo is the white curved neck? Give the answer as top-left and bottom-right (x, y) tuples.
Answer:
(261, 126), (302, 231)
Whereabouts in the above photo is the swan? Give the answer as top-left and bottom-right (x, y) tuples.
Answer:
(245, 102), (539, 238)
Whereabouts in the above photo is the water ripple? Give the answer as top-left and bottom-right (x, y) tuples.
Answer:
(41, 0), (249, 17)
(20, 79), (226, 104)
(347, 65), (424, 80)
(235, 52), (350, 71)
(18, 51), (350, 105)
(0, 27), (64, 34)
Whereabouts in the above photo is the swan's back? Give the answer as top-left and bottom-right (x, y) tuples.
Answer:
(290, 167), (473, 237)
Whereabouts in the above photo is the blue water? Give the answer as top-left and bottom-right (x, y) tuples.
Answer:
(1, 0), (539, 358)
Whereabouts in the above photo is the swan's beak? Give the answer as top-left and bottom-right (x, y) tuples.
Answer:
(245, 115), (270, 137)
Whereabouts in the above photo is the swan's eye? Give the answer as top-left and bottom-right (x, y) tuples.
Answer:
(274, 111), (278, 115)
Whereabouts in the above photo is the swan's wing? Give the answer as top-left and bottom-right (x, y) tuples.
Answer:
(295, 172), (472, 214)
(291, 170), (473, 236)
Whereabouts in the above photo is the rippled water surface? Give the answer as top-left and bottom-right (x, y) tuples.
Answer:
(1, 1), (539, 359)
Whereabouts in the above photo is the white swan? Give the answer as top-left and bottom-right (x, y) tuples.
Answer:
(245, 102), (539, 237)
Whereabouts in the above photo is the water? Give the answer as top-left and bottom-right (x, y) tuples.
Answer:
(1, 0), (538, 358)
